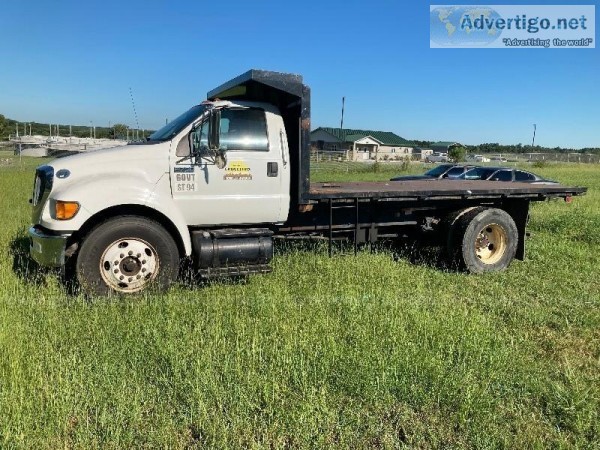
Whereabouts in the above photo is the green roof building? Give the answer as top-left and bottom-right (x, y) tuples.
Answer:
(311, 127), (416, 161)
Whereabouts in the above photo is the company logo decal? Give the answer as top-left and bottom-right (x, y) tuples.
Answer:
(224, 161), (252, 181)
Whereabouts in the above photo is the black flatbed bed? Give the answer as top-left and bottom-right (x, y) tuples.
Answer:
(308, 180), (587, 201)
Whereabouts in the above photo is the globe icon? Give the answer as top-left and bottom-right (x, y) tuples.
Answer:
(430, 6), (503, 46)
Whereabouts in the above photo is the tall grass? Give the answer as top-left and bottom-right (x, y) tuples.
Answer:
(0, 152), (598, 448)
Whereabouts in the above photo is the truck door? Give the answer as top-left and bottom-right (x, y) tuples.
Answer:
(170, 106), (287, 226)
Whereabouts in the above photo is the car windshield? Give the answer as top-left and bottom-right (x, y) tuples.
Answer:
(424, 164), (454, 177)
(148, 105), (206, 142)
(459, 167), (498, 180)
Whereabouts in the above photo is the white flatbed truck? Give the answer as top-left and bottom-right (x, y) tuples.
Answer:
(28, 70), (586, 295)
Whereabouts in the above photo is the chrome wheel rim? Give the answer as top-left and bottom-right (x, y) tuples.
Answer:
(99, 238), (158, 293)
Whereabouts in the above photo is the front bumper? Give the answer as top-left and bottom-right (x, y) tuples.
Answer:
(29, 226), (69, 267)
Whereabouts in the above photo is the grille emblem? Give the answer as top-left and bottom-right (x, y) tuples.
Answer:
(56, 169), (70, 179)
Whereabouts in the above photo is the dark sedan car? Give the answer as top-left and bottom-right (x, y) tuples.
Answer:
(456, 167), (558, 184)
(390, 164), (476, 181)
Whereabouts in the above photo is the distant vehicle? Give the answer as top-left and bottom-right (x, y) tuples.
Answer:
(466, 154), (490, 163)
(456, 167), (558, 184)
(490, 156), (508, 163)
(426, 152), (449, 163)
(390, 164), (477, 181)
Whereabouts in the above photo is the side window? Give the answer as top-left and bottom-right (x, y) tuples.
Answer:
(492, 170), (513, 181)
(220, 108), (268, 151)
(445, 167), (463, 178)
(515, 170), (535, 181)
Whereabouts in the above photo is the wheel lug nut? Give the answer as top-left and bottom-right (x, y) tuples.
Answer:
(114, 269), (118, 274)
(142, 268), (146, 272)
(136, 275), (141, 279)
(114, 261), (118, 265)
(119, 275), (124, 280)
(137, 253), (141, 258)
(120, 254), (124, 258)
(128, 251), (133, 256)
(142, 260), (146, 264)
(128, 277), (133, 282)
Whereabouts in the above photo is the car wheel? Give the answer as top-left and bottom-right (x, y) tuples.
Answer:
(447, 207), (518, 273)
(76, 216), (180, 296)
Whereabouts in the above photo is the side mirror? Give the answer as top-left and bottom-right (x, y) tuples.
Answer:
(208, 109), (221, 151)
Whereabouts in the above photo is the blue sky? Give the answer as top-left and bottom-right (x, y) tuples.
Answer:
(0, 0), (598, 148)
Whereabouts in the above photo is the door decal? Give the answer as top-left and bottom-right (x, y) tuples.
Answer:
(223, 160), (252, 181)
(174, 172), (198, 192)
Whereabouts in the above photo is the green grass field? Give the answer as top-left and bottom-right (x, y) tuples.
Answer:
(1, 152), (598, 448)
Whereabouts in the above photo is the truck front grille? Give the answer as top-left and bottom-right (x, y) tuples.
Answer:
(31, 165), (54, 223)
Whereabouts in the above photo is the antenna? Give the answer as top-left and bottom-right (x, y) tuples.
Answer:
(129, 87), (140, 136)
(532, 124), (537, 147)
(340, 96), (345, 130)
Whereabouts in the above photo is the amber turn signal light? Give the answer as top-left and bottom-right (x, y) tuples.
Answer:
(55, 201), (80, 220)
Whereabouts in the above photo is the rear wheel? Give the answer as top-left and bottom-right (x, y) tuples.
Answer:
(447, 207), (518, 273)
(76, 216), (179, 296)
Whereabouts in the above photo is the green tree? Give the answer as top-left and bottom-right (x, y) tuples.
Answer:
(448, 144), (467, 162)
(0, 114), (6, 140)
(111, 123), (129, 139)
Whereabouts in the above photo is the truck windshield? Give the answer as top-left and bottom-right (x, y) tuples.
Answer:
(148, 105), (206, 142)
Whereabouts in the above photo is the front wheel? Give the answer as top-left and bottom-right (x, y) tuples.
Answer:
(76, 216), (180, 296)
(447, 207), (518, 273)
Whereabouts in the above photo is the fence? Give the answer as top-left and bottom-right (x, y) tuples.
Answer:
(508, 152), (600, 164)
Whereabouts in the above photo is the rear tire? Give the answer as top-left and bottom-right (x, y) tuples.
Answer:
(76, 216), (180, 296)
(447, 207), (518, 273)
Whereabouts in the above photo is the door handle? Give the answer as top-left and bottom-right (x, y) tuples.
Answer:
(267, 162), (278, 177)
(279, 129), (287, 167)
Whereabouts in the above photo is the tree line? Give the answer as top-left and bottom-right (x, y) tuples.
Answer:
(416, 140), (600, 155)
(467, 142), (600, 155)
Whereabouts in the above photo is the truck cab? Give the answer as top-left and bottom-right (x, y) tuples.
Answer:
(29, 95), (292, 295)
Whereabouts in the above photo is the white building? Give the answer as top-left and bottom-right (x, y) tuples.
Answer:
(311, 127), (414, 161)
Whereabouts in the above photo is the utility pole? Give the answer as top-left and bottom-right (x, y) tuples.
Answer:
(90, 121), (93, 138)
(340, 96), (346, 158)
